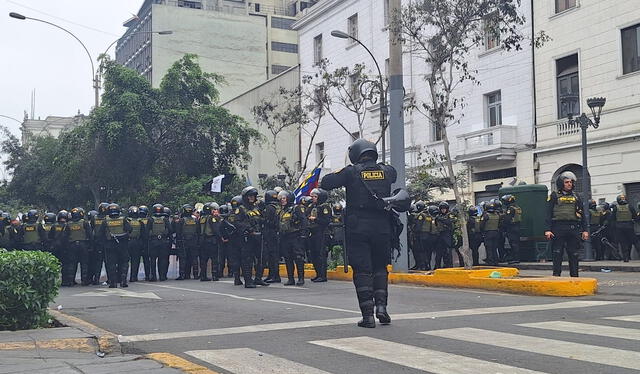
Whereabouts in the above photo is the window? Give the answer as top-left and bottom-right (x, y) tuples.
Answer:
(383, 0), (390, 26)
(177, 0), (202, 9)
(271, 17), (296, 30)
(349, 73), (361, 101)
(622, 23), (640, 75)
(313, 34), (323, 64)
(486, 91), (502, 127)
(316, 142), (325, 165)
(556, 54), (580, 119)
(472, 168), (516, 182)
(271, 41), (298, 53)
(348, 14), (358, 41)
(484, 19), (500, 50)
(271, 65), (290, 75)
(432, 123), (443, 142)
(555, 0), (576, 13)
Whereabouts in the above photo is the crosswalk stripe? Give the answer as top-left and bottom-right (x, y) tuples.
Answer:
(185, 348), (332, 374)
(604, 315), (640, 323)
(119, 300), (623, 343)
(309, 336), (548, 374)
(519, 321), (640, 341)
(421, 328), (640, 371)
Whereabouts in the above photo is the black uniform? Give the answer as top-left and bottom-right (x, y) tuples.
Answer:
(308, 201), (331, 281)
(128, 216), (149, 282)
(480, 209), (501, 266)
(435, 209), (455, 269)
(49, 221), (70, 285)
(545, 190), (586, 277)
(263, 200), (281, 282)
(467, 212), (483, 266)
(176, 215), (200, 279)
(612, 202), (638, 262)
(65, 219), (92, 285)
(321, 151), (397, 327)
(502, 203), (522, 263)
(100, 215), (132, 287)
(411, 210), (438, 270)
(197, 213), (222, 280)
(278, 199), (308, 286)
(90, 214), (107, 284)
(237, 201), (266, 286)
(147, 215), (172, 281)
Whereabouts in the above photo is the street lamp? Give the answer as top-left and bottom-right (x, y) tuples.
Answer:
(560, 94), (606, 261)
(9, 12), (98, 109)
(331, 30), (388, 161)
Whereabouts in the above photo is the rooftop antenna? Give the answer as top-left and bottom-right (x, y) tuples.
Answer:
(30, 89), (36, 120)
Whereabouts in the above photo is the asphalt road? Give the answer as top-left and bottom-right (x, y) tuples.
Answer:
(54, 270), (640, 374)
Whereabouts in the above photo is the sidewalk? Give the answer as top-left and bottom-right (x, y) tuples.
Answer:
(514, 260), (640, 272)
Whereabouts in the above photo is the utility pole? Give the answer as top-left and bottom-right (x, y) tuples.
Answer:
(388, 0), (408, 272)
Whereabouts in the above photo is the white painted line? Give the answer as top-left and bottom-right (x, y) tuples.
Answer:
(186, 348), (332, 374)
(118, 300), (623, 343)
(138, 283), (256, 301)
(259, 299), (359, 314)
(74, 288), (161, 299)
(310, 337), (547, 374)
(605, 315), (640, 323)
(520, 321), (640, 341)
(422, 328), (640, 371)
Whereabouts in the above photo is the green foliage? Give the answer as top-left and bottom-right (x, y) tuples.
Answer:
(1, 55), (261, 210)
(407, 148), (468, 201)
(0, 250), (61, 331)
(327, 245), (344, 270)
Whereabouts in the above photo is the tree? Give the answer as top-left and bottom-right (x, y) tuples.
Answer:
(393, 0), (546, 268)
(407, 148), (467, 202)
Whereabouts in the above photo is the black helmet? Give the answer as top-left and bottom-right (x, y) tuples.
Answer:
(241, 186), (259, 204)
(230, 196), (242, 209)
(152, 204), (164, 217)
(415, 201), (426, 212)
(348, 138), (378, 164)
(181, 204), (194, 217)
(479, 201), (487, 211)
(589, 199), (597, 210)
(265, 190), (278, 204)
(128, 206), (139, 218)
(107, 203), (120, 218)
(301, 196), (312, 206)
(210, 202), (220, 211)
(556, 171), (577, 191)
(616, 194), (628, 205)
(438, 201), (450, 212)
(57, 210), (69, 222)
(310, 188), (328, 204)
(486, 202), (496, 213)
(501, 195), (515, 205)
(26, 209), (39, 223)
(70, 207), (84, 221)
(219, 204), (230, 216)
(603, 202), (611, 211)
(43, 212), (56, 223)
(202, 202), (213, 216)
(468, 206), (478, 216)
(277, 190), (294, 206)
(138, 205), (149, 218)
(333, 203), (343, 214)
(87, 210), (98, 220)
(163, 207), (171, 217)
(98, 202), (109, 216)
(427, 205), (439, 217)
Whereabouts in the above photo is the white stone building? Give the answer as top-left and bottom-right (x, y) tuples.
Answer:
(533, 0), (640, 207)
(293, 0), (536, 204)
(21, 114), (86, 145)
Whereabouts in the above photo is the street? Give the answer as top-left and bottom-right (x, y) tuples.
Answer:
(54, 270), (640, 374)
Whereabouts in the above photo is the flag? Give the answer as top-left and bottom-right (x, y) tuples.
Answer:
(210, 174), (226, 193)
(294, 167), (321, 203)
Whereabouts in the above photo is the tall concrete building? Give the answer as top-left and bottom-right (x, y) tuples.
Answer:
(21, 114), (86, 145)
(116, 0), (316, 102)
(533, 0), (640, 207)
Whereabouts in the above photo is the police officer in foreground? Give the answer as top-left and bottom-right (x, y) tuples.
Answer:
(66, 207), (92, 285)
(545, 172), (588, 277)
(100, 203), (132, 288)
(320, 138), (397, 328)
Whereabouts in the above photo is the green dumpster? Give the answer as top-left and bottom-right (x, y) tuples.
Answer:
(498, 184), (549, 261)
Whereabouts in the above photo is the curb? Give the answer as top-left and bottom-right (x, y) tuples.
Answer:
(279, 264), (597, 297)
(0, 337), (97, 352)
(146, 352), (220, 374)
(49, 309), (121, 354)
(514, 262), (640, 273)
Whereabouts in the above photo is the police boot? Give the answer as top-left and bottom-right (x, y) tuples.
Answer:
(211, 271), (220, 281)
(234, 273), (243, 286)
(295, 259), (305, 286)
(200, 274), (212, 281)
(176, 273), (186, 281)
(354, 272), (375, 328)
(192, 264), (199, 279)
(374, 290), (391, 325)
(244, 276), (256, 288)
(253, 277), (269, 286)
(284, 260), (296, 286)
(120, 274), (128, 288)
(357, 316), (376, 328)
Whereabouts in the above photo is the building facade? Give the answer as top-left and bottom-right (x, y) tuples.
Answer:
(533, 0), (640, 207)
(293, 0), (536, 204)
(21, 114), (85, 145)
(115, 0), (314, 102)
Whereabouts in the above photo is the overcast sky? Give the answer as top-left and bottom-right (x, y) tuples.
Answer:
(0, 0), (143, 137)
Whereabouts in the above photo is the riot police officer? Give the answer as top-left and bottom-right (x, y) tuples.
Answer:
(545, 172), (588, 277)
(262, 190), (282, 283)
(309, 188), (331, 282)
(100, 203), (132, 288)
(227, 196), (245, 285)
(127, 206), (147, 282)
(277, 190), (307, 286)
(17, 209), (44, 251)
(147, 204), (172, 281)
(435, 202), (455, 269)
(501, 195), (522, 264)
(588, 200), (605, 261)
(467, 206), (482, 266)
(66, 208), (92, 285)
(90, 203), (110, 285)
(50, 211), (71, 285)
(197, 202), (222, 281)
(411, 202), (436, 271)
(612, 195), (638, 262)
(237, 186), (268, 288)
(481, 202), (501, 266)
(175, 204), (199, 280)
(320, 138), (397, 328)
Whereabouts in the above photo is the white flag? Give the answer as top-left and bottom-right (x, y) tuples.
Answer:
(210, 174), (225, 193)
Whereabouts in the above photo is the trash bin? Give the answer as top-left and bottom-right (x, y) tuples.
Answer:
(498, 184), (549, 262)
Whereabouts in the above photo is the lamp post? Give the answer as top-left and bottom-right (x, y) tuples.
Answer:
(9, 12), (99, 109)
(560, 95), (606, 262)
(331, 30), (388, 162)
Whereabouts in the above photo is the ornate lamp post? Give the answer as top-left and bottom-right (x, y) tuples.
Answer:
(560, 95), (606, 261)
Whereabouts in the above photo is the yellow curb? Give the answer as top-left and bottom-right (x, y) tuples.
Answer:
(146, 352), (220, 374)
(48, 309), (120, 354)
(326, 266), (597, 297)
(0, 337), (96, 352)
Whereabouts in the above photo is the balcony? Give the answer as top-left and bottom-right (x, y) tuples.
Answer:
(456, 125), (517, 163)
